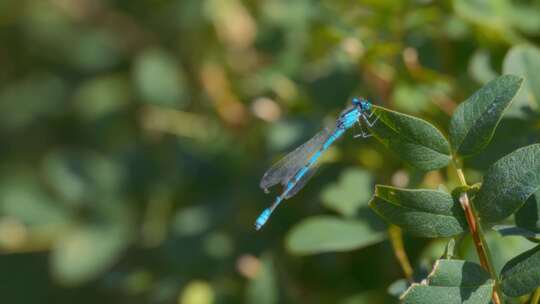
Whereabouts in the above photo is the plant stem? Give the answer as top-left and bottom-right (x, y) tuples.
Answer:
(456, 167), (467, 186)
(388, 225), (413, 281)
(531, 288), (540, 304)
(455, 168), (503, 304)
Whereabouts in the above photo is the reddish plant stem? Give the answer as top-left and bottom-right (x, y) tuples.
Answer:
(456, 167), (502, 304)
(459, 193), (501, 304)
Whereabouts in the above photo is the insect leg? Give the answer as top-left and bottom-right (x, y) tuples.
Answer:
(362, 112), (379, 127)
(354, 121), (372, 138)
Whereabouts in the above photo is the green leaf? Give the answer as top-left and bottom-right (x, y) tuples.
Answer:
(50, 200), (133, 286)
(392, 83), (431, 114)
(134, 47), (188, 108)
(73, 75), (130, 121)
(515, 189), (540, 233)
(245, 255), (278, 304)
(180, 280), (215, 304)
(321, 168), (372, 217)
(469, 49), (497, 84)
(401, 259), (493, 304)
(460, 230), (536, 273)
(340, 290), (389, 304)
(51, 224), (129, 286)
(0, 171), (69, 227)
(388, 279), (409, 298)
(285, 214), (386, 255)
(492, 225), (540, 239)
(453, 0), (525, 43)
(503, 45), (540, 115)
(369, 186), (467, 237)
(475, 144), (540, 223)
(449, 74), (523, 156)
(501, 245), (540, 297)
(0, 73), (66, 130)
(369, 106), (451, 171)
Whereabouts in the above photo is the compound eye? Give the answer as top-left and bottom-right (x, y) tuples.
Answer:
(352, 97), (360, 105)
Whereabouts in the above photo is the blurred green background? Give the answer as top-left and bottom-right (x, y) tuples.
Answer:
(1, 0), (540, 303)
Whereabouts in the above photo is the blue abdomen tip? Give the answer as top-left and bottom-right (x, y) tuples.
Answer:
(255, 208), (271, 230)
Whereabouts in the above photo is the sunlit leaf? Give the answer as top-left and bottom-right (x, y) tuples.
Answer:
(401, 260), (493, 304)
(0, 172), (68, 227)
(387, 279), (409, 298)
(134, 48), (188, 108)
(50, 200), (133, 286)
(369, 106), (451, 171)
(469, 49), (497, 84)
(73, 75), (131, 120)
(42, 150), (126, 206)
(370, 186), (466, 237)
(453, 0), (522, 43)
(172, 205), (212, 237)
(245, 255), (278, 304)
(340, 290), (389, 304)
(321, 168), (372, 217)
(285, 215), (386, 255)
(503, 45), (540, 115)
(392, 83), (430, 114)
(449, 75), (522, 157)
(180, 280), (215, 304)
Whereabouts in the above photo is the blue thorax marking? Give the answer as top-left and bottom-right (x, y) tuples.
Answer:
(338, 107), (362, 129)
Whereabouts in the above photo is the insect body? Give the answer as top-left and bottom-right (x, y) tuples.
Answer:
(255, 97), (378, 230)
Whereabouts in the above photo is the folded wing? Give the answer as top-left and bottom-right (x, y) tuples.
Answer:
(260, 127), (331, 192)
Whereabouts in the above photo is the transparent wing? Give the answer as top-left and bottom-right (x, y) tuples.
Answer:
(260, 127), (331, 191)
(284, 163), (320, 199)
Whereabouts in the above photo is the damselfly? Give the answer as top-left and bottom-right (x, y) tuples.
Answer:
(255, 97), (378, 230)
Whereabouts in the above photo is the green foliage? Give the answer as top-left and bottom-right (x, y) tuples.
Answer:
(401, 260), (494, 304)
(475, 144), (540, 223)
(369, 106), (451, 171)
(321, 168), (372, 217)
(503, 45), (540, 114)
(367, 73), (540, 303)
(2, 0), (540, 303)
(246, 255), (278, 304)
(469, 50), (497, 84)
(449, 75), (522, 157)
(134, 48), (188, 108)
(285, 215), (386, 255)
(492, 225), (540, 239)
(500, 245), (540, 297)
(515, 190), (540, 233)
(369, 186), (467, 237)
(50, 200), (133, 286)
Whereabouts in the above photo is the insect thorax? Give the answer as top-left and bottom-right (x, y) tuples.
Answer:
(337, 107), (361, 129)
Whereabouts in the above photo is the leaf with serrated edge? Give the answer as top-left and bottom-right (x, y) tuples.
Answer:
(475, 144), (540, 223)
(369, 106), (451, 171)
(449, 75), (523, 156)
(401, 260), (493, 304)
(501, 245), (540, 297)
(369, 186), (467, 237)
